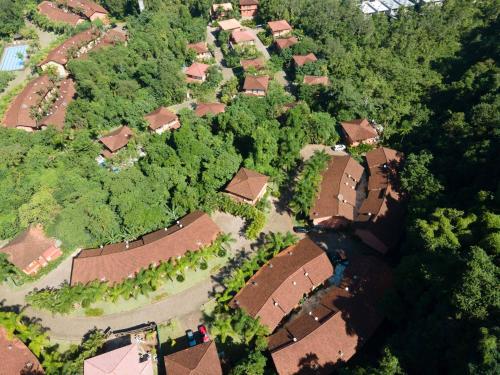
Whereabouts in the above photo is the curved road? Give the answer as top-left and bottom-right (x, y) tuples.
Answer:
(0, 201), (294, 342)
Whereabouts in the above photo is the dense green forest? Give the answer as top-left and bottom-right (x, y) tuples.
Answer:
(0, 0), (498, 373)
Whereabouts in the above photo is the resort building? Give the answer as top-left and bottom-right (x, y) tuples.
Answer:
(230, 29), (256, 47)
(309, 155), (364, 228)
(164, 340), (223, 375)
(39, 78), (76, 130)
(37, 1), (84, 26)
(275, 37), (298, 51)
(187, 42), (212, 60)
(239, 0), (259, 18)
(194, 102), (226, 117)
(303, 75), (330, 86)
(211, 3), (233, 19)
(292, 53), (317, 67)
(224, 167), (268, 205)
(268, 20), (292, 38)
(340, 118), (379, 147)
(185, 62), (210, 83)
(0, 225), (62, 276)
(240, 58), (265, 71)
(0, 326), (44, 374)
(84, 343), (153, 375)
(144, 107), (180, 134)
(243, 75), (269, 96)
(98, 126), (133, 158)
(230, 237), (334, 331)
(218, 18), (242, 32)
(55, 0), (109, 22)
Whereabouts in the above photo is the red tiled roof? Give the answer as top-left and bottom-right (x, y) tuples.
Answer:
(240, 0), (259, 5)
(365, 147), (402, 170)
(224, 168), (268, 201)
(39, 28), (100, 66)
(340, 119), (378, 143)
(185, 62), (210, 78)
(268, 254), (392, 374)
(70, 211), (221, 285)
(212, 3), (233, 12)
(39, 78), (76, 130)
(240, 58), (265, 71)
(275, 37), (298, 50)
(3, 75), (55, 129)
(98, 126), (133, 153)
(243, 75), (269, 91)
(268, 20), (292, 33)
(144, 107), (178, 130)
(303, 75), (329, 86)
(164, 340), (222, 375)
(218, 18), (241, 31)
(187, 42), (209, 54)
(0, 326), (44, 375)
(56, 0), (107, 18)
(84, 343), (153, 375)
(92, 28), (127, 52)
(0, 225), (59, 272)
(310, 155), (364, 222)
(231, 29), (255, 43)
(292, 53), (317, 67)
(37, 1), (84, 26)
(194, 102), (226, 117)
(230, 237), (334, 331)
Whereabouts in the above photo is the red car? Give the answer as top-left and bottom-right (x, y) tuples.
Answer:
(198, 324), (210, 343)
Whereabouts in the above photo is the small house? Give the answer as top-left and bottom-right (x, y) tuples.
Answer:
(224, 167), (269, 205)
(292, 53), (317, 67)
(240, 58), (265, 71)
(268, 20), (292, 38)
(243, 75), (269, 96)
(37, 1), (84, 26)
(195, 102), (226, 117)
(240, 0), (259, 18)
(275, 36), (298, 51)
(340, 118), (378, 147)
(164, 340), (222, 375)
(218, 18), (242, 32)
(187, 42), (211, 60)
(230, 29), (255, 47)
(211, 3), (233, 19)
(185, 62), (210, 83)
(303, 75), (330, 86)
(144, 107), (180, 134)
(98, 126), (133, 158)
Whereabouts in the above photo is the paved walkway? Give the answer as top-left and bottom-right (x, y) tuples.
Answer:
(245, 27), (270, 60)
(0, 199), (294, 342)
(207, 26), (234, 85)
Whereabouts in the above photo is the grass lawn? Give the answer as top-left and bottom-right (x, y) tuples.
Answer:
(68, 253), (230, 317)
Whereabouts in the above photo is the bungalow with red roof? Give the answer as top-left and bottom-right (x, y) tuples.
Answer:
(293, 53), (317, 67)
(185, 62), (210, 83)
(230, 29), (255, 48)
(218, 18), (241, 32)
(187, 42), (211, 60)
(243, 75), (269, 96)
(240, 58), (265, 71)
(70, 211), (221, 285)
(275, 36), (298, 51)
(211, 3), (233, 19)
(195, 102), (226, 117)
(38, 28), (101, 77)
(310, 155), (364, 228)
(303, 75), (330, 86)
(144, 107), (180, 134)
(39, 78), (76, 130)
(84, 342), (154, 375)
(268, 20), (292, 38)
(37, 1), (84, 26)
(240, 0), (259, 18)
(355, 147), (404, 254)
(164, 340), (222, 375)
(98, 126), (133, 158)
(230, 237), (334, 331)
(2, 75), (56, 131)
(56, 0), (108, 22)
(224, 167), (269, 205)
(340, 118), (379, 147)
(0, 326), (44, 374)
(268, 254), (392, 374)
(0, 225), (62, 275)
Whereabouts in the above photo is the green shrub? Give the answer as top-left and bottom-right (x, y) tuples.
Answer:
(84, 307), (104, 316)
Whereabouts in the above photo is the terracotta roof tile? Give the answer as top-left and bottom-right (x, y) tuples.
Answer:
(0, 225), (59, 271)
(340, 119), (378, 143)
(292, 53), (317, 67)
(240, 58), (265, 71)
(218, 18), (241, 31)
(70, 211), (221, 285)
(98, 126), (133, 153)
(268, 20), (292, 33)
(212, 3), (233, 12)
(243, 75), (269, 91)
(240, 0), (259, 5)
(310, 155), (364, 222)
(164, 340), (222, 375)
(231, 29), (255, 43)
(0, 326), (44, 375)
(185, 62), (210, 78)
(269, 255), (392, 374)
(194, 102), (226, 117)
(187, 42), (209, 54)
(39, 78), (76, 130)
(144, 107), (178, 130)
(224, 168), (268, 201)
(230, 237), (334, 331)
(3, 75), (55, 129)
(275, 37), (298, 50)
(303, 75), (329, 86)
(37, 1), (84, 26)
(56, 0), (107, 18)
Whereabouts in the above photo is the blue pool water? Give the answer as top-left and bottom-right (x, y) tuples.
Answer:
(0, 45), (28, 71)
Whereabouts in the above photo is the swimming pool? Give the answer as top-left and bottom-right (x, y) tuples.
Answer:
(0, 45), (28, 71)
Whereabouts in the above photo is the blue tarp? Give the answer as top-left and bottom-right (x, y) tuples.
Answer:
(0, 45), (28, 71)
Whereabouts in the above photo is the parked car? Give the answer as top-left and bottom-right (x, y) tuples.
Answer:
(198, 324), (210, 343)
(333, 144), (346, 152)
(186, 329), (196, 347)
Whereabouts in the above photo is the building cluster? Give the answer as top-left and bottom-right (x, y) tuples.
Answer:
(360, 0), (443, 16)
(2, 26), (126, 132)
(37, 0), (109, 25)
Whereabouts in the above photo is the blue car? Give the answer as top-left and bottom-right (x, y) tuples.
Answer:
(186, 329), (196, 347)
